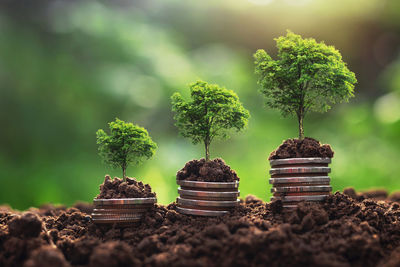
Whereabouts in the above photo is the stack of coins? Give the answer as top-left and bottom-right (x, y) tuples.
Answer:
(176, 180), (240, 216)
(91, 198), (157, 224)
(269, 158), (332, 209)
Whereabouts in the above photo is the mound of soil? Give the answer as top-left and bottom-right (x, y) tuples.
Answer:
(176, 158), (239, 182)
(269, 137), (334, 160)
(96, 175), (156, 199)
(2, 189), (400, 266)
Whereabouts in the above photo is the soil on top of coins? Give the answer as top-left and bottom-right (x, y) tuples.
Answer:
(2, 189), (400, 267)
(176, 158), (239, 182)
(96, 175), (156, 199)
(269, 137), (334, 160)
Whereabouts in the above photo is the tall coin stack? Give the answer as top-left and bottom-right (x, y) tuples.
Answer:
(176, 180), (240, 216)
(91, 198), (157, 224)
(269, 158), (332, 209)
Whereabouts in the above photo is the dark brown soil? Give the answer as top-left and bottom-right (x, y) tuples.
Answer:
(96, 175), (156, 199)
(269, 137), (334, 160)
(343, 187), (391, 201)
(2, 189), (400, 266)
(176, 158), (239, 182)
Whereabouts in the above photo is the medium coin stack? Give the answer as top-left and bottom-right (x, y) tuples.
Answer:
(91, 198), (157, 224)
(269, 158), (332, 209)
(176, 180), (240, 216)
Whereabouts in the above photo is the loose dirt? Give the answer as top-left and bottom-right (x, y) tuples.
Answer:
(96, 175), (156, 199)
(269, 137), (334, 160)
(1, 189), (400, 266)
(176, 158), (239, 182)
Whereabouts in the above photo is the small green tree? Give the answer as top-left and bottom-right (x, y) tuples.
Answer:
(254, 31), (357, 140)
(171, 80), (250, 161)
(96, 118), (157, 181)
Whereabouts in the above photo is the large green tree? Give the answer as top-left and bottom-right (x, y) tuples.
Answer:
(96, 118), (157, 181)
(171, 80), (250, 161)
(254, 31), (357, 140)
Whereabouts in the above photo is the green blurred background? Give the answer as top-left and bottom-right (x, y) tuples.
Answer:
(1, 0), (400, 209)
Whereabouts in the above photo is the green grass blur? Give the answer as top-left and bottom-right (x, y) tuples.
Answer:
(1, 0), (400, 209)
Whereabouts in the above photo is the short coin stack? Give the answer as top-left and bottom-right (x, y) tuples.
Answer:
(91, 198), (157, 224)
(269, 158), (332, 209)
(176, 180), (240, 216)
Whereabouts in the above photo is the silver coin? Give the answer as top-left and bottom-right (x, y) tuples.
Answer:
(93, 197), (157, 205)
(91, 212), (143, 221)
(269, 176), (330, 184)
(269, 158), (331, 167)
(94, 204), (154, 210)
(93, 208), (149, 213)
(177, 180), (239, 189)
(271, 185), (332, 193)
(176, 197), (239, 207)
(178, 188), (239, 198)
(91, 214), (143, 220)
(92, 208), (148, 214)
(271, 195), (329, 202)
(269, 167), (331, 175)
(176, 207), (229, 217)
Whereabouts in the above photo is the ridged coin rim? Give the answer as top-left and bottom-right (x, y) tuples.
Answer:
(176, 206), (229, 217)
(269, 167), (331, 175)
(176, 197), (239, 207)
(271, 195), (328, 202)
(269, 176), (330, 184)
(271, 185), (332, 193)
(178, 188), (240, 198)
(269, 158), (331, 167)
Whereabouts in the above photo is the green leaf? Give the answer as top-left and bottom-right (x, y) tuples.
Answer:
(254, 30), (357, 137)
(171, 80), (250, 159)
(96, 118), (157, 177)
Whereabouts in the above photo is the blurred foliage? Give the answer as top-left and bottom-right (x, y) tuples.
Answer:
(0, 0), (399, 209)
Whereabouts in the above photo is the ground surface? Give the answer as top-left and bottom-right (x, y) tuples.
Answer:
(1, 189), (400, 267)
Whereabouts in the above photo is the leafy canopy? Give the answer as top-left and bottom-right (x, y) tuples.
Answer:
(96, 118), (157, 180)
(254, 31), (357, 139)
(171, 80), (250, 160)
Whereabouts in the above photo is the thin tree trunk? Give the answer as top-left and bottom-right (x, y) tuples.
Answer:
(297, 113), (304, 140)
(297, 82), (306, 140)
(205, 139), (210, 161)
(122, 167), (126, 182)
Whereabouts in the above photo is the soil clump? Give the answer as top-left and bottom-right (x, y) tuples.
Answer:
(96, 175), (156, 199)
(176, 158), (239, 182)
(269, 137), (334, 159)
(1, 189), (400, 266)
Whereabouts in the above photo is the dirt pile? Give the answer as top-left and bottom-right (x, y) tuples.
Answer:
(269, 137), (334, 159)
(8, 213), (43, 238)
(1, 189), (400, 266)
(96, 175), (156, 199)
(176, 158), (239, 182)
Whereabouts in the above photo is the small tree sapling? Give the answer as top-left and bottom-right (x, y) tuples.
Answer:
(96, 118), (157, 181)
(171, 80), (250, 161)
(254, 31), (357, 140)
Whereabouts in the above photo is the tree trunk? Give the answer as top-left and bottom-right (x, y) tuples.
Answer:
(297, 113), (304, 140)
(205, 140), (210, 161)
(122, 167), (126, 182)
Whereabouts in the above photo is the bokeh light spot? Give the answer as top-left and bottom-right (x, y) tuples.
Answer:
(247, 0), (274, 6)
(374, 92), (400, 124)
